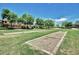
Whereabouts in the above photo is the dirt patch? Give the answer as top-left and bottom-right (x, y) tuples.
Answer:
(25, 31), (67, 55)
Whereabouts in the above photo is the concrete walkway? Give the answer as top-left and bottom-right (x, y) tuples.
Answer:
(25, 31), (67, 55)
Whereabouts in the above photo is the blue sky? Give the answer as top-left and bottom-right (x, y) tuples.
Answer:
(0, 3), (79, 22)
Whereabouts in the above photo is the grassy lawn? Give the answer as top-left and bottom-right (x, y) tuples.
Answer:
(0, 29), (59, 55)
(0, 29), (56, 35)
(0, 29), (32, 35)
(56, 29), (79, 55)
(0, 29), (24, 35)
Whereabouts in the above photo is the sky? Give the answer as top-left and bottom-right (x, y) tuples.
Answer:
(0, 3), (79, 22)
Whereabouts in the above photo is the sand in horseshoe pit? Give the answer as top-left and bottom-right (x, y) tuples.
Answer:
(25, 31), (66, 54)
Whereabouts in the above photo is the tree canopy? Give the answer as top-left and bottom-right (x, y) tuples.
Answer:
(1, 9), (55, 29)
(9, 12), (18, 23)
(1, 9), (11, 20)
(22, 14), (34, 25)
(62, 21), (72, 28)
(36, 18), (44, 25)
(44, 20), (54, 27)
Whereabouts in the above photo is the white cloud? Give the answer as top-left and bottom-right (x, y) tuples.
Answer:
(55, 18), (67, 22)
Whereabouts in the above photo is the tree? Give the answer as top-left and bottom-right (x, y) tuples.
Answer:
(74, 21), (79, 28)
(75, 21), (79, 25)
(22, 14), (34, 25)
(44, 20), (54, 28)
(1, 9), (18, 23)
(1, 9), (11, 20)
(56, 24), (60, 28)
(36, 18), (44, 25)
(17, 17), (25, 23)
(9, 12), (18, 23)
(62, 21), (72, 28)
(36, 18), (54, 29)
(36, 18), (44, 28)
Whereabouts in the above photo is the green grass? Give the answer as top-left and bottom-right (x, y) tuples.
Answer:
(0, 29), (59, 55)
(0, 29), (29, 34)
(0, 29), (56, 35)
(56, 29), (79, 55)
